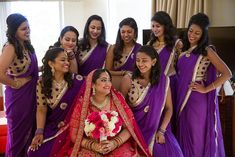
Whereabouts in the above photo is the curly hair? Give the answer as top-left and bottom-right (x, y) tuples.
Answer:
(149, 11), (176, 51)
(182, 13), (210, 56)
(132, 45), (161, 86)
(41, 47), (73, 98)
(113, 17), (138, 62)
(80, 15), (107, 51)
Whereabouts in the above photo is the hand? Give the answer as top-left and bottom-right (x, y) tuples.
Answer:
(155, 132), (165, 144)
(13, 76), (32, 89)
(29, 134), (43, 151)
(189, 82), (207, 93)
(101, 140), (117, 154)
(92, 142), (103, 154)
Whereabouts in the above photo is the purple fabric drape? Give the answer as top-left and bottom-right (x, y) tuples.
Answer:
(132, 74), (183, 157)
(27, 75), (84, 157)
(175, 52), (225, 157)
(158, 47), (171, 74)
(78, 44), (108, 76)
(5, 53), (38, 157)
(114, 43), (141, 71)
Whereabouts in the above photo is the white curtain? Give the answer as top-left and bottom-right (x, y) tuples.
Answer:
(153, 0), (210, 28)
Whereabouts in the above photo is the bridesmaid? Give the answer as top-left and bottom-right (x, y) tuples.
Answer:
(28, 47), (84, 157)
(0, 13), (38, 157)
(77, 15), (109, 76)
(120, 46), (184, 157)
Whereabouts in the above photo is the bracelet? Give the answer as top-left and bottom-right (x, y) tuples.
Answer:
(212, 82), (216, 90)
(158, 128), (166, 135)
(66, 51), (76, 60)
(35, 128), (44, 135)
(113, 136), (123, 147)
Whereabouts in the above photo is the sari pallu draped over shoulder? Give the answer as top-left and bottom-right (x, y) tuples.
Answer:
(131, 74), (183, 157)
(5, 52), (38, 157)
(50, 70), (150, 157)
(175, 50), (225, 157)
(114, 43), (141, 72)
(27, 75), (84, 157)
(78, 44), (108, 76)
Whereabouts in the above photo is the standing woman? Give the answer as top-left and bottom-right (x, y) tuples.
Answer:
(77, 15), (109, 76)
(52, 26), (79, 74)
(106, 17), (141, 76)
(0, 13), (38, 156)
(28, 47), (84, 157)
(175, 13), (232, 157)
(148, 11), (179, 76)
(120, 46), (183, 157)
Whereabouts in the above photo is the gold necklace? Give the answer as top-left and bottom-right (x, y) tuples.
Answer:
(90, 96), (110, 110)
(185, 45), (197, 58)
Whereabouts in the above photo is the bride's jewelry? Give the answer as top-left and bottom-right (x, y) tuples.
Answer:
(90, 96), (110, 109)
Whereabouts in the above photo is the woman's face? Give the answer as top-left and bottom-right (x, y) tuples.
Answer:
(188, 24), (203, 47)
(136, 52), (156, 75)
(120, 25), (135, 44)
(94, 72), (112, 96)
(88, 20), (102, 40)
(49, 52), (70, 74)
(15, 21), (30, 42)
(60, 31), (77, 51)
(151, 21), (164, 39)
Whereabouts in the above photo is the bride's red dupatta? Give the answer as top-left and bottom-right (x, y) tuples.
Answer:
(50, 70), (150, 157)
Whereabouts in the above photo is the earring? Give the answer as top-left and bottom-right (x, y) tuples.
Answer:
(51, 67), (55, 76)
(92, 86), (96, 95)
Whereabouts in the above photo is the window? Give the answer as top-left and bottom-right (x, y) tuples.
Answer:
(3, 1), (63, 66)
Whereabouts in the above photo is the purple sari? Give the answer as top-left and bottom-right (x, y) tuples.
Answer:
(175, 51), (225, 157)
(27, 75), (84, 157)
(78, 44), (108, 76)
(114, 43), (141, 71)
(5, 53), (38, 157)
(131, 74), (183, 157)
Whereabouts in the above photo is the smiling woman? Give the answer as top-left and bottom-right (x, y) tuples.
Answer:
(8, 1), (62, 66)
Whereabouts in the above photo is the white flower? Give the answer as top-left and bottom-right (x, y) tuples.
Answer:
(111, 111), (118, 116)
(101, 114), (108, 122)
(108, 122), (115, 131)
(111, 116), (118, 123)
(84, 122), (95, 134)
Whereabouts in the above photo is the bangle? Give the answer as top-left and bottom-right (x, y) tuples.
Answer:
(212, 82), (216, 90)
(35, 128), (44, 135)
(158, 128), (166, 135)
(67, 52), (76, 60)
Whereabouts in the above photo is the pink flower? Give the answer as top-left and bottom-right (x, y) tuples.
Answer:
(84, 110), (123, 141)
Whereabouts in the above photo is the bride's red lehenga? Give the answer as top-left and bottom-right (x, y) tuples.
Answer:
(50, 70), (150, 157)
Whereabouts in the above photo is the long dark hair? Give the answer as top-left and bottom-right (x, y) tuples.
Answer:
(41, 47), (73, 98)
(149, 11), (176, 51)
(132, 45), (161, 86)
(182, 13), (210, 56)
(6, 13), (35, 59)
(113, 17), (138, 62)
(80, 15), (107, 51)
(53, 26), (79, 50)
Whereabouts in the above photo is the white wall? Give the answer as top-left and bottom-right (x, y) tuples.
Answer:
(210, 0), (235, 26)
(63, 0), (151, 44)
(63, 0), (108, 40)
